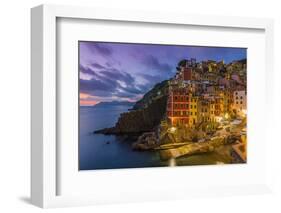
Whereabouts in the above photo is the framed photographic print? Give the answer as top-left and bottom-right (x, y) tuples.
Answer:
(31, 4), (274, 208)
(78, 41), (247, 170)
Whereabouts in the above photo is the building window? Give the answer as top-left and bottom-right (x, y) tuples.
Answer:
(240, 101), (243, 104)
(190, 105), (193, 109)
(240, 96), (243, 99)
(190, 112), (193, 116)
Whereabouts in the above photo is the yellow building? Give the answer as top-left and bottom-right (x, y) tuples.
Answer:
(198, 99), (211, 123)
(189, 95), (199, 127)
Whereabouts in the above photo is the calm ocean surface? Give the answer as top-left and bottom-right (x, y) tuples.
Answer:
(79, 105), (231, 170)
(79, 105), (167, 170)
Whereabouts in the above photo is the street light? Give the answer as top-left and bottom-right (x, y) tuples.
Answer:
(169, 127), (177, 133)
(216, 116), (223, 123)
(242, 109), (247, 117)
(224, 113), (229, 119)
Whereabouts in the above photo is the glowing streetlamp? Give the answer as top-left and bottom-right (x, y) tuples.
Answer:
(216, 116), (223, 123)
(224, 113), (229, 119)
(242, 109), (247, 117)
(169, 127), (177, 133)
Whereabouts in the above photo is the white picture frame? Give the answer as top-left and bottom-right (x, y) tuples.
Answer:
(31, 4), (274, 208)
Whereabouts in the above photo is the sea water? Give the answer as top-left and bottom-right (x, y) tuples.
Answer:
(79, 105), (232, 170)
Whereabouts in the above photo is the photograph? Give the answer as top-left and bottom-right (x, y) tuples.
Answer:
(79, 41), (247, 170)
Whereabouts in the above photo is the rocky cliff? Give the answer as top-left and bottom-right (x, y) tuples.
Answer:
(94, 95), (168, 135)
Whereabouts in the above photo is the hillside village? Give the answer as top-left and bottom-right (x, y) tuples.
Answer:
(96, 58), (247, 164)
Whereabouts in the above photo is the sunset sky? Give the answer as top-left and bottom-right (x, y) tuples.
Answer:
(79, 42), (246, 106)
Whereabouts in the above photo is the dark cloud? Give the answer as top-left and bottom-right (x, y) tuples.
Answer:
(142, 55), (173, 73)
(80, 78), (116, 93)
(86, 43), (113, 56)
(91, 63), (105, 69)
(80, 65), (146, 99)
(80, 65), (96, 76)
(105, 62), (113, 67)
(100, 68), (135, 86)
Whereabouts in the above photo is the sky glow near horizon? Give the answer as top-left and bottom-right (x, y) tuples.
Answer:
(79, 41), (246, 106)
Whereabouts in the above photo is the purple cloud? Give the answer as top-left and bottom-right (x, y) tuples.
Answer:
(79, 41), (247, 104)
(80, 65), (144, 100)
(86, 43), (113, 56)
(142, 54), (173, 76)
(80, 65), (95, 76)
(91, 63), (105, 69)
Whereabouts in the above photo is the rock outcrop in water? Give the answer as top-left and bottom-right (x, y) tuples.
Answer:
(94, 80), (169, 135)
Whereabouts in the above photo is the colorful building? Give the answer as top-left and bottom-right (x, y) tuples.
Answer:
(166, 87), (190, 126)
(232, 90), (247, 116)
(167, 58), (246, 128)
(189, 95), (199, 127)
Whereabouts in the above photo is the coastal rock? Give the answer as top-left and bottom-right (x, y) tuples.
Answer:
(160, 132), (177, 144)
(95, 95), (168, 135)
(132, 132), (158, 150)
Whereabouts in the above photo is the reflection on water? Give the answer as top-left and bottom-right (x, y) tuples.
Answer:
(169, 158), (177, 167)
(79, 105), (232, 170)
